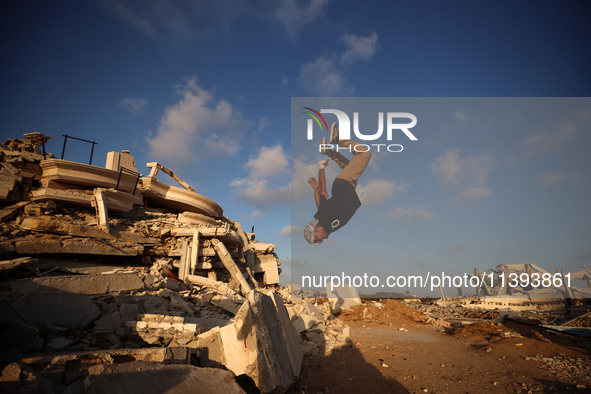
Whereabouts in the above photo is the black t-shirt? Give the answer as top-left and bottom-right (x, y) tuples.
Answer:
(314, 178), (361, 235)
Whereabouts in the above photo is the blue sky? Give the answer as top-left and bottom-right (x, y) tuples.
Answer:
(1, 1), (590, 291)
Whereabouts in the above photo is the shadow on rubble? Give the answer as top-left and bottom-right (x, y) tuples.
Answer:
(0, 280), (245, 393)
(290, 337), (409, 393)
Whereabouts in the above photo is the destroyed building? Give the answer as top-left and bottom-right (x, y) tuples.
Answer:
(0, 133), (352, 393)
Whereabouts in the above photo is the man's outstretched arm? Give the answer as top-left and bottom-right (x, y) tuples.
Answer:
(308, 160), (329, 208)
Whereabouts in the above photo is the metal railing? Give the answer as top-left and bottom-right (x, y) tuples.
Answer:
(61, 134), (97, 165)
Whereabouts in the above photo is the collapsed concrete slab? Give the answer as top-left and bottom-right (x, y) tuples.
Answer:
(13, 292), (101, 329)
(195, 291), (300, 393)
(84, 362), (246, 394)
(5, 237), (144, 256)
(0, 297), (40, 352)
(40, 158), (140, 195)
(11, 273), (145, 295)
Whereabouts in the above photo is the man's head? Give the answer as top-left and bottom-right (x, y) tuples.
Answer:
(304, 220), (329, 244)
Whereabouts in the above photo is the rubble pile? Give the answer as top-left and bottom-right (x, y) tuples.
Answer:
(0, 133), (352, 393)
(401, 297), (591, 336)
(469, 263), (591, 299)
(530, 355), (591, 383)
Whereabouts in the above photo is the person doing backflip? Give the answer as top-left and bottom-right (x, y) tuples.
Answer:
(304, 122), (372, 244)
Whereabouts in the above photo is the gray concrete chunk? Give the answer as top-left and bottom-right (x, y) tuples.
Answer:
(83, 362), (245, 394)
(11, 273), (145, 295)
(14, 293), (101, 329)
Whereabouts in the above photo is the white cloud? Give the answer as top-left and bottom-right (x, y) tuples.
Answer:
(278, 225), (301, 237)
(298, 56), (350, 96)
(524, 121), (578, 157)
(292, 157), (325, 200)
(453, 187), (492, 205)
(340, 32), (378, 65)
(229, 177), (291, 207)
(274, 0), (328, 43)
(357, 179), (407, 205)
(119, 97), (148, 115)
(230, 144), (291, 208)
(102, 0), (328, 48)
(541, 172), (565, 187)
(100, 0), (253, 47)
(250, 211), (265, 219)
(298, 32), (379, 95)
(540, 171), (585, 188)
(453, 109), (467, 125)
(432, 150), (492, 188)
(431, 149), (465, 187)
(258, 117), (272, 133)
(432, 149), (493, 204)
(245, 145), (288, 178)
(387, 207), (434, 223)
(146, 77), (243, 165)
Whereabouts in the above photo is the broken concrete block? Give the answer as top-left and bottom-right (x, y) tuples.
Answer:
(267, 291), (304, 377)
(241, 291), (294, 393)
(45, 337), (75, 352)
(11, 273), (145, 295)
(95, 311), (122, 330)
(195, 291), (296, 393)
(105, 150), (139, 173)
(0, 257), (37, 276)
(291, 309), (321, 333)
(40, 158), (140, 194)
(165, 277), (180, 291)
(178, 211), (220, 226)
(84, 362), (246, 394)
(202, 293), (244, 315)
(14, 237), (144, 256)
(20, 216), (113, 239)
(185, 275), (242, 297)
(0, 298), (40, 352)
(23, 203), (41, 216)
(0, 164), (22, 199)
(293, 299), (325, 322)
(127, 314), (204, 346)
(291, 316), (307, 333)
(254, 253), (281, 285)
(119, 303), (140, 322)
(250, 242), (275, 253)
(14, 293), (101, 329)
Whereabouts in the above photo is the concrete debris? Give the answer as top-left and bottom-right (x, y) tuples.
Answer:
(0, 297), (41, 353)
(0, 133), (353, 393)
(469, 263), (591, 300)
(11, 272), (145, 294)
(84, 362), (246, 394)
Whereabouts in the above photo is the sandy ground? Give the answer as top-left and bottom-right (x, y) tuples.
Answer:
(291, 300), (591, 393)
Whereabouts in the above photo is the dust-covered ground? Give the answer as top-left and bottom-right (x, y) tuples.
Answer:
(291, 299), (591, 394)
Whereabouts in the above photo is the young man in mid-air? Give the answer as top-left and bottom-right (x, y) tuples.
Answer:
(304, 122), (372, 244)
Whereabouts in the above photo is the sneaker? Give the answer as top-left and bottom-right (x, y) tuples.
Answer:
(320, 137), (328, 154)
(330, 122), (339, 143)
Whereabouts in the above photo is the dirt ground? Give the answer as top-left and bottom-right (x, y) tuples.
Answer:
(292, 299), (591, 393)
